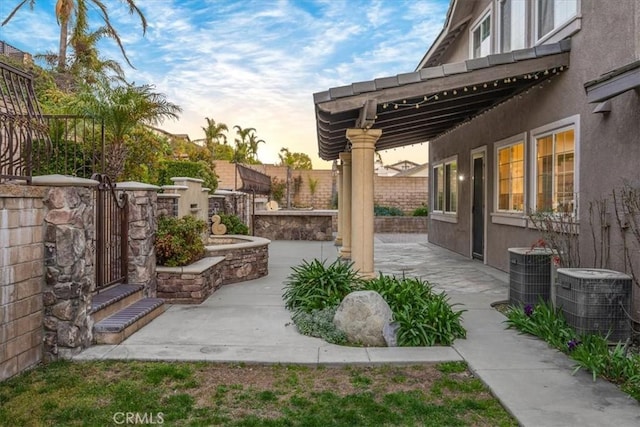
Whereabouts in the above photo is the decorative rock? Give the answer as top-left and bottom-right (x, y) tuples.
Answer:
(333, 290), (393, 346)
(383, 321), (400, 347)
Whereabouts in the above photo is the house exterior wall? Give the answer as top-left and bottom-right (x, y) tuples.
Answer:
(429, 1), (640, 314)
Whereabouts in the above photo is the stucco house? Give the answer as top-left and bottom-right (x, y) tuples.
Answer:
(314, 0), (640, 315)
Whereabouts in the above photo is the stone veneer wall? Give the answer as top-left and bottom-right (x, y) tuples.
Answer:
(374, 217), (428, 233)
(118, 183), (160, 297)
(253, 212), (335, 241)
(0, 184), (46, 381)
(205, 245), (269, 284)
(157, 194), (178, 218)
(41, 181), (97, 360)
(156, 258), (223, 304)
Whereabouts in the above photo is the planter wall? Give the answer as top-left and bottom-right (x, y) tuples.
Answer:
(156, 257), (224, 304)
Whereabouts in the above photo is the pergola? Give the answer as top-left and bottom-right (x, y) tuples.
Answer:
(313, 40), (571, 277)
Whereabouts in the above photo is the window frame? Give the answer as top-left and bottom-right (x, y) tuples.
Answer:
(469, 5), (493, 59)
(529, 115), (580, 216)
(432, 156), (459, 223)
(534, 0), (580, 44)
(495, 133), (527, 213)
(498, 0), (529, 53)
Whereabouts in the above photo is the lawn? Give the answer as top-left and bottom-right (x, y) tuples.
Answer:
(0, 360), (517, 426)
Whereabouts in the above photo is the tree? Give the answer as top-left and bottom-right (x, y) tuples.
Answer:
(247, 133), (265, 162)
(201, 117), (228, 152)
(278, 147), (312, 170)
(69, 80), (182, 178)
(232, 125), (257, 164)
(1, 0), (147, 73)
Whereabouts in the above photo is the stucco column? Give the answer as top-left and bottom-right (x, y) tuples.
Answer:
(334, 162), (343, 246)
(339, 152), (352, 259)
(346, 128), (382, 278)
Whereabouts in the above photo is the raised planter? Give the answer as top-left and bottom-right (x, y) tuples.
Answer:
(253, 210), (335, 241)
(205, 235), (270, 284)
(156, 256), (225, 304)
(374, 216), (428, 233)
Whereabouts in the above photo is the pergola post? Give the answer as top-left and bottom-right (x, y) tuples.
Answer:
(339, 152), (352, 259)
(334, 161), (343, 246)
(346, 128), (382, 278)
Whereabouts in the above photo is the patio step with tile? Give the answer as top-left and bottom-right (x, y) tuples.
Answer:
(93, 298), (166, 345)
(91, 284), (145, 323)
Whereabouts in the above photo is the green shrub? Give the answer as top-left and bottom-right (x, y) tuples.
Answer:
(292, 306), (347, 345)
(412, 204), (429, 217)
(506, 302), (640, 400)
(374, 205), (404, 216)
(157, 160), (218, 191)
(505, 300), (574, 350)
(219, 213), (249, 235)
(365, 275), (466, 346)
(282, 259), (363, 316)
(155, 215), (207, 267)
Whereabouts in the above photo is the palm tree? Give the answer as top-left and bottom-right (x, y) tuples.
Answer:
(2, 0), (147, 72)
(232, 125), (256, 164)
(201, 117), (228, 155)
(247, 133), (265, 162)
(69, 80), (182, 178)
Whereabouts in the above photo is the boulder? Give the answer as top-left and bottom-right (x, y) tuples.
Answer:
(333, 290), (393, 346)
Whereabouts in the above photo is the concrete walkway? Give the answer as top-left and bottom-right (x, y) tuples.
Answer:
(76, 235), (640, 426)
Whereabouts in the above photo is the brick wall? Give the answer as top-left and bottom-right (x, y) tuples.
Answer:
(0, 184), (46, 381)
(213, 161), (428, 213)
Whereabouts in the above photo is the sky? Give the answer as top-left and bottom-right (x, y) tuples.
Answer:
(0, 0), (448, 168)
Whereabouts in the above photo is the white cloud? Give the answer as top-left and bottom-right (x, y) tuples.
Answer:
(1, 0), (448, 167)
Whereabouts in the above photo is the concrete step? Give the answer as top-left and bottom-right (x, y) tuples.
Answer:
(93, 298), (166, 345)
(91, 284), (145, 323)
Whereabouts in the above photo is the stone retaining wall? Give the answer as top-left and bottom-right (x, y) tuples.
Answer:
(0, 184), (46, 381)
(205, 245), (269, 284)
(253, 211), (334, 241)
(157, 257), (224, 304)
(374, 217), (429, 233)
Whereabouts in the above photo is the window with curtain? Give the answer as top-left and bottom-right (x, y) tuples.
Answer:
(537, 0), (577, 40)
(433, 159), (457, 214)
(472, 13), (491, 58)
(500, 0), (527, 52)
(535, 128), (575, 213)
(497, 141), (525, 211)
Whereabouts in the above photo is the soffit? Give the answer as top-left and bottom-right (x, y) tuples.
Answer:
(314, 40), (571, 161)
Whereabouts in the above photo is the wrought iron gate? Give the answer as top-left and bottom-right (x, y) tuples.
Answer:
(93, 173), (128, 290)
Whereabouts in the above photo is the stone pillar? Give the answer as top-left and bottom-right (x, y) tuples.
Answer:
(117, 182), (161, 297)
(339, 152), (352, 260)
(334, 161), (343, 246)
(346, 128), (382, 278)
(34, 175), (99, 360)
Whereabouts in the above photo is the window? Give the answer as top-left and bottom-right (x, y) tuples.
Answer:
(500, 0), (526, 52)
(537, 0), (577, 40)
(497, 140), (525, 211)
(434, 165), (444, 211)
(471, 12), (491, 58)
(433, 158), (458, 214)
(534, 127), (575, 213)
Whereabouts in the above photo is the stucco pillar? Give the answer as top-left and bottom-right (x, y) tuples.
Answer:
(334, 161), (343, 246)
(346, 128), (382, 278)
(339, 152), (352, 259)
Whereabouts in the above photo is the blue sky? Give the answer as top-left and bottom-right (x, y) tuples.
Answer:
(0, 0), (448, 167)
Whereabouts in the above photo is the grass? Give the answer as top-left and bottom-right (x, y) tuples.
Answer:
(0, 360), (517, 426)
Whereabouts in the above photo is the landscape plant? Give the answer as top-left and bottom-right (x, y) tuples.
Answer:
(218, 213), (249, 235)
(283, 260), (466, 347)
(155, 215), (207, 267)
(505, 302), (640, 401)
(365, 275), (466, 346)
(412, 204), (429, 216)
(291, 306), (347, 344)
(374, 205), (404, 216)
(282, 259), (363, 316)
